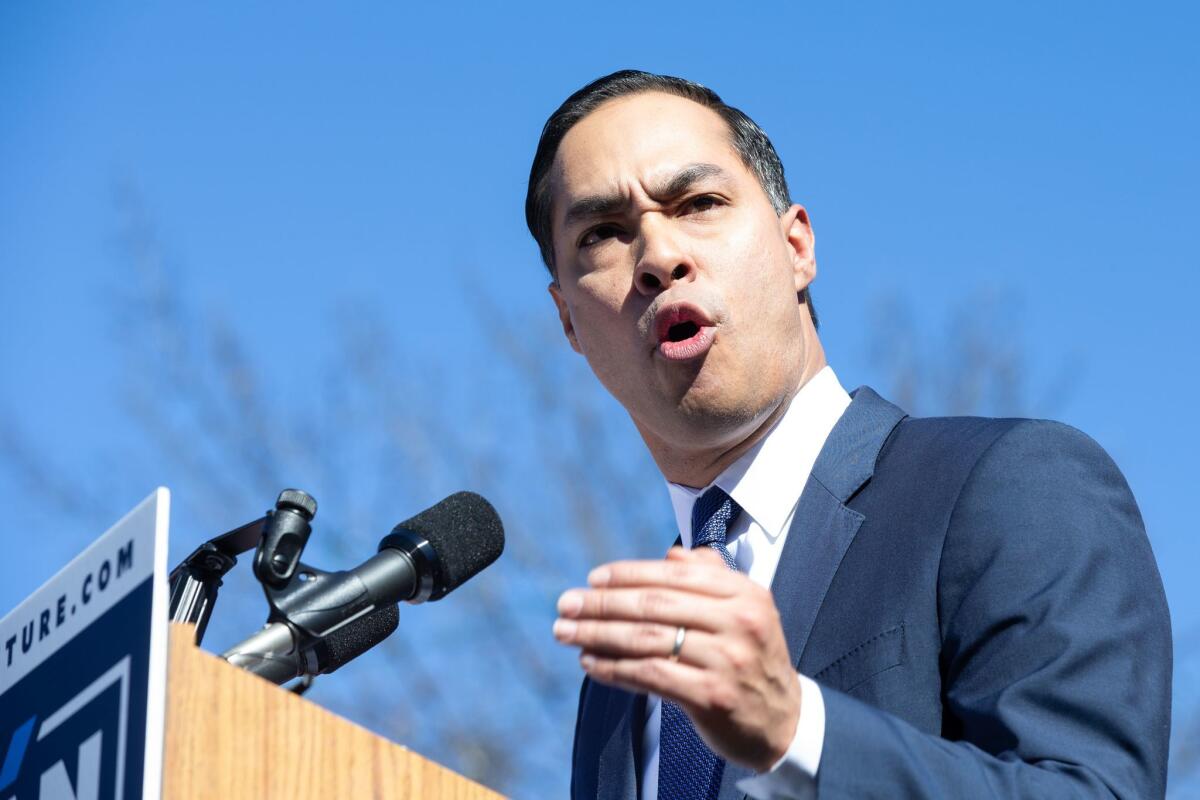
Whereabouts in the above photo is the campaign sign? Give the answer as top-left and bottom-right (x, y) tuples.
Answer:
(0, 490), (169, 800)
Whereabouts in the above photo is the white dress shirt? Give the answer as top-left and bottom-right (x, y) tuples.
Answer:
(639, 366), (851, 800)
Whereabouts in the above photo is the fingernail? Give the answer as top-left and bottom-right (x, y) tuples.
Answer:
(558, 590), (583, 616)
(580, 654), (596, 670)
(588, 566), (611, 586)
(553, 619), (577, 640)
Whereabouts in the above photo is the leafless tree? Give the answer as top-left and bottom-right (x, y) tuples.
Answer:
(1, 187), (673, 795)
(0, 191), (1190, 796)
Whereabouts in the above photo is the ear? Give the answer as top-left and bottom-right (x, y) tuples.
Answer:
(547, 282), (582, 354)
(781, 204), (817, 295)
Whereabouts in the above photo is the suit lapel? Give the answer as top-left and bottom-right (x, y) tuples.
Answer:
(717, 387), (905, 800)
(773, 386), (906, 666)
(592, 681), (640, 800)
(772, 481), (864, 676)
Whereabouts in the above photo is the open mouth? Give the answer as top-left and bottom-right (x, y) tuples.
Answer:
(665, 320), (701, 343)
(654, 304), (716, 361)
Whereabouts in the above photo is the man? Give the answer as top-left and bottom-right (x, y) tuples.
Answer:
(528, 70), (1171, 799)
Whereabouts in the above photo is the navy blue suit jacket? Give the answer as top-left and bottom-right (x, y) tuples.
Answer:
(570, 387), (1171, 799)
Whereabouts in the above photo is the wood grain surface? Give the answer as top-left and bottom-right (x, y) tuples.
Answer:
(162, 623), (505, 799)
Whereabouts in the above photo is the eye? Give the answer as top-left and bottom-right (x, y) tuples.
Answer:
(683, 194), (724, 214)
(579, 223), (621, 248)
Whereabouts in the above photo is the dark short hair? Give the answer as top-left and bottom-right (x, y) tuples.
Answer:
(525, 69), (815, 326)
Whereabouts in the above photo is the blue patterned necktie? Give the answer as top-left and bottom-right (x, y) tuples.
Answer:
(657, 486), (742, 800)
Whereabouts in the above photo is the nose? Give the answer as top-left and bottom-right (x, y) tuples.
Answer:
(634, 219), (695, 296)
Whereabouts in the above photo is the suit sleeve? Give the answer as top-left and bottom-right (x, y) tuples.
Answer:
(815, 420), (1172, 799)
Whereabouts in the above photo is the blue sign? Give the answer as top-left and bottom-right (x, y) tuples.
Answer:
(0, 490), (169, 800)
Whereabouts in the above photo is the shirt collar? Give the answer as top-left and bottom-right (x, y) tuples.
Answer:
(667, 366), (851, 545)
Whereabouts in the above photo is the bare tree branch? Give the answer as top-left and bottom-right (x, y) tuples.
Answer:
(3, 192), (1186, 797)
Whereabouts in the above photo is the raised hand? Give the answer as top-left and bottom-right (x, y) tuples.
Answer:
(553, 546), (801, 771)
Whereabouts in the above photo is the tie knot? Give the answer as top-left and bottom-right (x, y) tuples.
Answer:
(690, 486), (741, 551)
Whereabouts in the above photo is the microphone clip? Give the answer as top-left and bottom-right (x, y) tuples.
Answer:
(254, 491), (392, 647)
(253, 489), (317, 588)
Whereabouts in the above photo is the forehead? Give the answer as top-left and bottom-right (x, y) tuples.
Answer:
(550, 92), (749, 209)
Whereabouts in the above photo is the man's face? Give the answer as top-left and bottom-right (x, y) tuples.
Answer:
(548, 91), (816, 455)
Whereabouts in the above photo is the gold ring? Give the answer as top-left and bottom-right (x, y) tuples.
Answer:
(670, 626), (686, 661)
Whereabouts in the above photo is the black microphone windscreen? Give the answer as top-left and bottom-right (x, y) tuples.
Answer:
(395, 491), (504, 600)
(314, 604), (400, 674)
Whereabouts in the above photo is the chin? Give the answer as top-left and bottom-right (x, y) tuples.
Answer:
(671, 388), (763, 435)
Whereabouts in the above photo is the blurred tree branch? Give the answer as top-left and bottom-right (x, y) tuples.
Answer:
(0, 187), (1191, 796)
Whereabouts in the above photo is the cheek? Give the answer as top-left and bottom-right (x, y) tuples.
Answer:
(567, 276), (637, 354)
(717, 230), (805, 369)
(568, 302), (647, 403)
(723, 227), (794, 313)
(716, 208), (782, 272)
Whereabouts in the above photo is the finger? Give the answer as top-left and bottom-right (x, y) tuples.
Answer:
(665, 546), (719, 563)
(558, 587), (724, 630)
(665, 546), (689, 561)
(553, 618), (722, 667)
(579, 653), (709, 703)
(689, 546), (730, 568)
(587, 557), (740, 596)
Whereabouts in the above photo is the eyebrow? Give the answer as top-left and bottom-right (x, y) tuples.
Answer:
(562, 162), (731, 227)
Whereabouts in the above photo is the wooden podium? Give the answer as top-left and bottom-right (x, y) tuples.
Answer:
(162, 623), (505, 799)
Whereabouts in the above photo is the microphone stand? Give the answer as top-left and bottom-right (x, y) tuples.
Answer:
(169, 488), (404, 695)
(167, 517), (266, 645)
(167, 490), (316, 652)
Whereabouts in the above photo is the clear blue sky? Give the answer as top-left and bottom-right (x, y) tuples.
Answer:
(2, 1), (1198, 793)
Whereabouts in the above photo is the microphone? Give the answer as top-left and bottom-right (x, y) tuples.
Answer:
(222, 491), (504, 684)
(222, 604), (400, 684)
